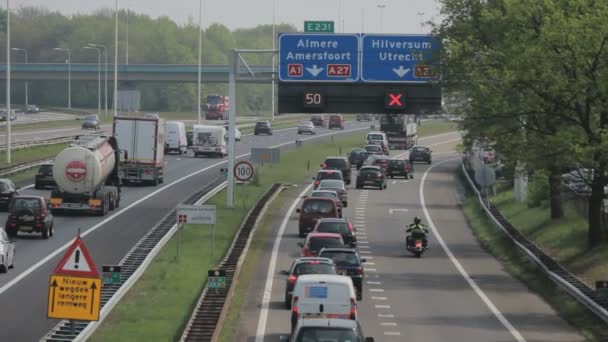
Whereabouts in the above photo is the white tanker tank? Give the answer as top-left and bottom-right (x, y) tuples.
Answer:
(50, 135), (121, 216)
(53, 136), (116, 194)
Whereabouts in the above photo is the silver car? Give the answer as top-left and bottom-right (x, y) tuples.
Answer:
(81, 114), (100, 130)
(297, 120), (316, 135)
(317, 179), (348, 207)
(0, 228), (15, 273)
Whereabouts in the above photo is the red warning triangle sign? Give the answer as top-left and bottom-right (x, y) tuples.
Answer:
(53, 236), (99, 278)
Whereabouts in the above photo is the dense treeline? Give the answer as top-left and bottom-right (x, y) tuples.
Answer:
(0, 7), (296, 112)
(436, 0), (608, 248)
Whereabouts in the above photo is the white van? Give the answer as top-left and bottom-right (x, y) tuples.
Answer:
(290, 274), (357, 331)
(165, 121), (188, 154)
(192, 124), (227, 158)
(365, 131), (388, 146)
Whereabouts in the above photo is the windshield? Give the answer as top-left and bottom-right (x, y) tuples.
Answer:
(302, 200), (335, 214)
(318, 172), (342, 181)
(367, 133), (384, 141)
(365, 145), (381, 152)
(320, 251), (359, 266)
(311, 192), (338, 199)
(85, 115), (98, 121)
(413, 147), (428, 152)
(206, 95), (220, 104)
(308, 237), (344, 252)
(295, 327), (358, 341)
(293, 262), (336, 276)
(256, 122), (269, 127)
(12, 198), (40, 211)
(0, 183), (11, 191)
(316, 222), (349, 235)
(319, 180), (343, 189)
(324, 159), (347, 169)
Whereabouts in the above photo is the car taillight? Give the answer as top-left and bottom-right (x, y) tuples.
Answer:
(315, 180), (320, 185)
(288, 275), (298, 284)
(39, 208), (47, 219)
(377, 174), (384, 179)
(348, 222), (353, 232)
(349, 298), (356, 319)
(292, 296), (299, 317)
(356, 266), (363, 275)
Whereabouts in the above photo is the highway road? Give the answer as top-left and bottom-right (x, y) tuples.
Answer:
(235, 132), (585, 342)
(0, 120), (370, 341)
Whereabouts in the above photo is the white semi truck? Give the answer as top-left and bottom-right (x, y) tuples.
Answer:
(50, 135), (122, 216)
(380, 115), (418, 150)
(113, 117), (165, 185)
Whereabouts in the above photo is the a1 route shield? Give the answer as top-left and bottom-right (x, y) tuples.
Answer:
(279, 33), (359, 82)
(361, 34), (440, 83)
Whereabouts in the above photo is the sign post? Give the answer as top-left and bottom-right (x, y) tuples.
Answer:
(177, 204), (217, 258)
(234, 160), (255, 212)
(47, 235), (102, 324)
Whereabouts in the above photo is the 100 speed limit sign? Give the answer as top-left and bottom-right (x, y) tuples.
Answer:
(234, 161), (255, 182)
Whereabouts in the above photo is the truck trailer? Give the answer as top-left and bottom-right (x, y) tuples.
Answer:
(113, 116), (165, 185)
(50, 135), (122, 216)
(380, 115), (418, 150)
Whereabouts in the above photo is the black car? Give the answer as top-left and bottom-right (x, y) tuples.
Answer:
(318, 248), (367, 300)
(6, 195), (54, 239)
(322, 157), (351, 185)
(0, 179), (18, 210)
(25, 105), (40, 114)
(347, 148), (370, 170)
(254, 121), (273, 135)
(356, 113), (372, 121)
(356, 166), (387, 190)
(386, 159), (414, 179)
(281, 257), (337, 309)
(409, 145), (432, 164)
(186, 131), (193, 147)
(35, 163), (56, 189)
(313, 218), (356, 247)
(310, 114), (325, 127)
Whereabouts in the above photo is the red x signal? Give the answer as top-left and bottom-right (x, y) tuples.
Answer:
(385, 92), (406, 110)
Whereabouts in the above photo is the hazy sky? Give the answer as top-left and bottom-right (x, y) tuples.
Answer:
(9, 0), (441, 34)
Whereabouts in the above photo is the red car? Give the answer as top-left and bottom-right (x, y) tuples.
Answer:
(309, 190), (344, 217)
(365, 154), (391, 170)
(297, 232), (345, 257)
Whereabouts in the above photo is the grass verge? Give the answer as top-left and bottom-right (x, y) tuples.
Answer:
(0, 143), (66, 169)
(89, 132), (368, 342)
(417, 120), (459, 136)
(461, 173), (608, 341)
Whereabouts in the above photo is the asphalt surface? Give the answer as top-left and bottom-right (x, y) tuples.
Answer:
(0, 120), (370, 341)
(236, 132), (585, 342)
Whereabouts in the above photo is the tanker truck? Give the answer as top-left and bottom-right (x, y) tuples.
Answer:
(49, 135), (122, 216)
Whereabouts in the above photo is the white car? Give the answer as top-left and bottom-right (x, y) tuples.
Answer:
(224, 125), (242, 142)
(297, 121), (316, 135)
(0, 228), (15, 273)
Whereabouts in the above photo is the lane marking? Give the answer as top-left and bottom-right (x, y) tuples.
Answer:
(384, 332), (401, 336)
(3, 125), (370, 297)
(362, 256), (373, 259)
(369, 288), (384, 292)
(375, 305), (391, 309)
(378, 314), (394, 318)
(372, 296), (387, 300)
(381, 322), (398, 326)
(365, 262), (376, 265)
(420, 158), (526, 342)
(365, 268), (377, 272)
(359, 245), (370, 249)
(367, 281), (381, 285)
(359, 250), (372, 254)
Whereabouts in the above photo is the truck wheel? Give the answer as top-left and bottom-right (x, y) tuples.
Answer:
(109, 194), (116, 210)
(35, 183), (41, 190)
(42, 226), (49, 239)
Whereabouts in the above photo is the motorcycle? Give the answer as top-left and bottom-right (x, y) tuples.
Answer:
(406, 236), (427, 258)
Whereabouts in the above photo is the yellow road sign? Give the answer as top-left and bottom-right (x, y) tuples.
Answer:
(47, 275), (102, 321)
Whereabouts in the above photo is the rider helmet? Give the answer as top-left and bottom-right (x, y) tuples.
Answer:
(413, 216), (422, 225)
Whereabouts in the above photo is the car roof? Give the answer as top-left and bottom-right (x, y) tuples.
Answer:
(317, 217), (349, 223)
(296, 274), (353, 285)
(360, 166), (381, 170)
(412, 145), (429, 149)
(303, 197), (335, 202)
(13, 195), (44, 200)
(325, 156), (347, 160)
(296, 318), (358, 329)
(311, 190), (338, 195)
(306, 232), (343, 239)
(319, 247), (358, 254)
(317, 169), (343, 174)
(318, 180), (344, 186)
(294, 257), (335, 264)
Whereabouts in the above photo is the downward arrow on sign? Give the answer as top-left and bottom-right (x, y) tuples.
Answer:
(392, 66), (410, 78)
(306, 65), (324, 77)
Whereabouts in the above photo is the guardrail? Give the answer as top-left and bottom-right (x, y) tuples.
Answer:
(461, 161), (608, 323)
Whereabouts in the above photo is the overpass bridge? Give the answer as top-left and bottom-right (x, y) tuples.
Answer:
(0, 63), (275, 83)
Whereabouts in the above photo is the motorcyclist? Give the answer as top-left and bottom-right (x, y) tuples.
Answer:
(406, 216), (429, 249)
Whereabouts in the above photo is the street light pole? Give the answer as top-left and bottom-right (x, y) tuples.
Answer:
(6, 0), (11, 164)
(84, 46), (101, 114)
(197, 0), (202, 125)
(114, 0), (119, 117)
(53, 47), (71, 110)
(271, 0), (276, 121)
(89, 44), (108, 116)
(11, 48), (27, 107)
(377, 4), (386, 33)
(337, 0), (342, 32)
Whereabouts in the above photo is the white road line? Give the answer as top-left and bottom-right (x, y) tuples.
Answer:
(359, 250), (371, 254)
(378, 314), (394, 318)
(365, 262), (375, 265)
(362, 256), (373, 259)
(372, 296), (387, 300)
(384, 332), (401, 336)
(369, 288), (384, 292)
(254, 184), (313, 341)
(367, 281), (381, 285)
(420, 158), (526, 342)
(375, 305), (391, 309)
(358, 245), (370, 249)
(358, 241), (369, 244)
(380, 322), (398, 326)
(365, 268), (377, 272)
(4, 125), (370, 298)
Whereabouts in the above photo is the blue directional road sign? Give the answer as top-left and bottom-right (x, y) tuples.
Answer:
(279, 33), (360, 82)
(361, 34), (440, 83)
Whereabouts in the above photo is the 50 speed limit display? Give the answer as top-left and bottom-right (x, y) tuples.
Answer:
(234, 161), (255, 182)
(302, 91), (325, 109)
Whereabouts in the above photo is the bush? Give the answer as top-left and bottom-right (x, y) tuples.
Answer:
(527, 171), (549, 208)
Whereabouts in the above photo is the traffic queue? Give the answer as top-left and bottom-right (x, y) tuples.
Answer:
(285, 131), (433, 341)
